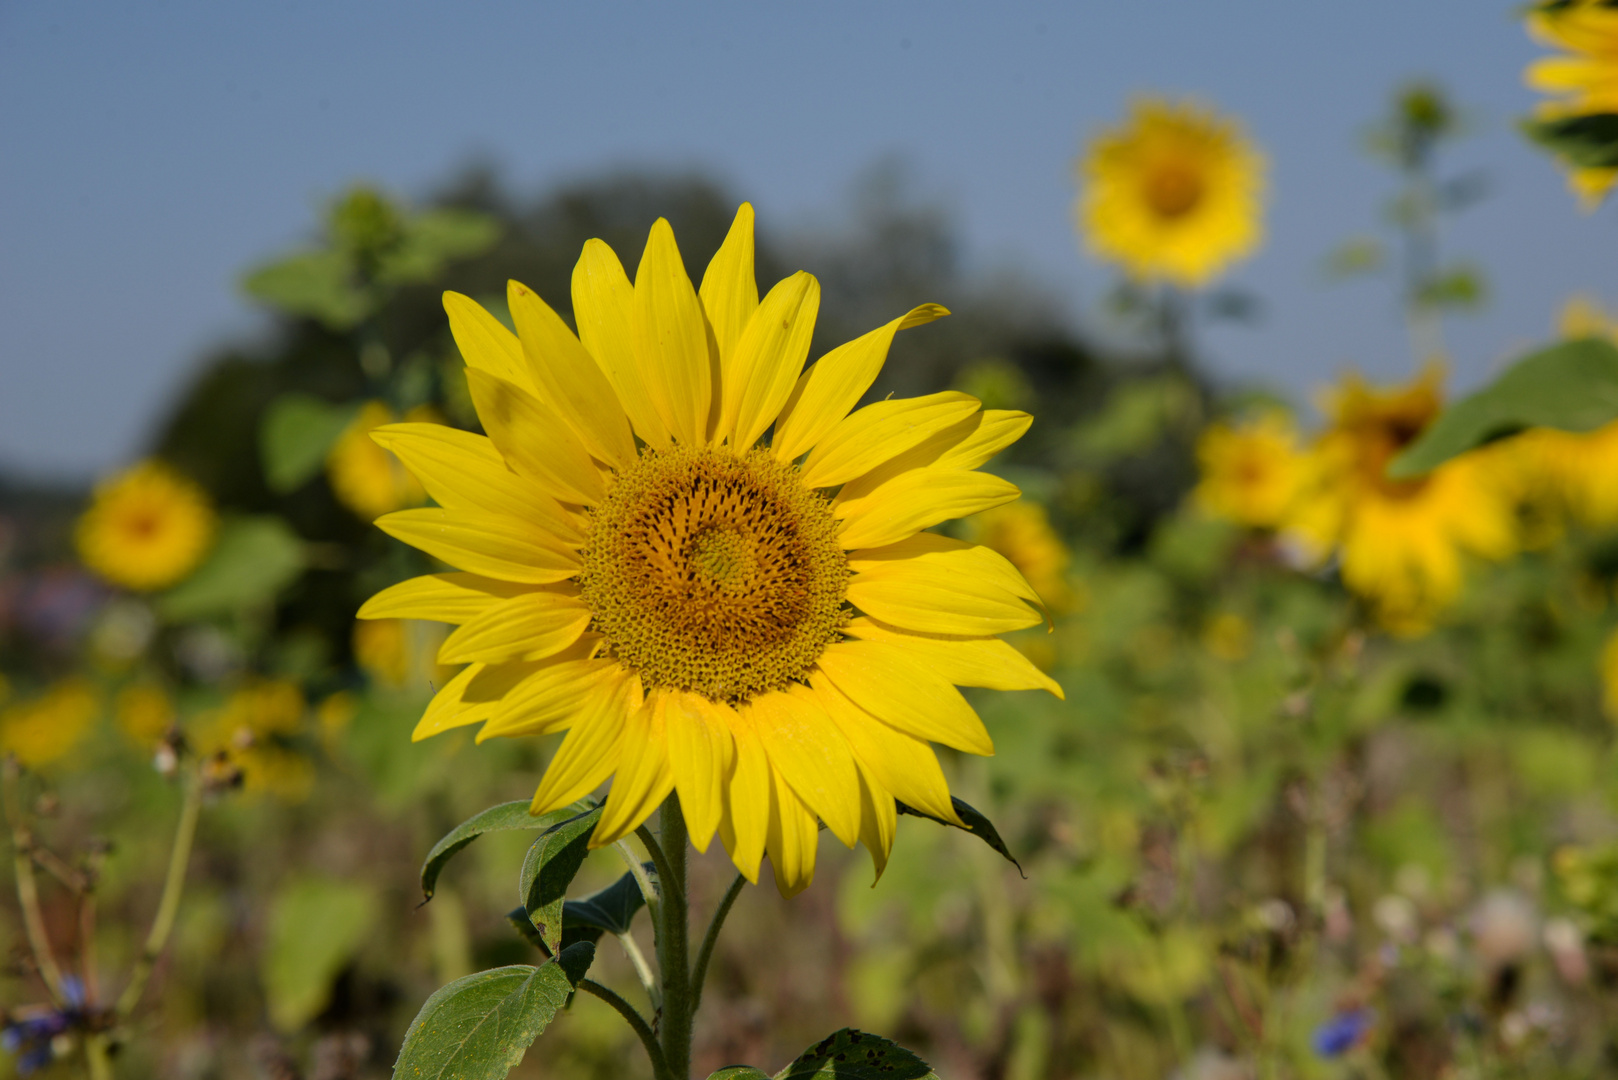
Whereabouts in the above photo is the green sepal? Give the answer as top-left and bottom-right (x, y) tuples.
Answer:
(259, 394), (362, 494)
(520, 805), (604, 954)
(390, 944), (595, 1080)
(896, 797), (1024, 876)
(1389, 336), (1618, 478)
(157, 516), (305, 622)
(1521, 112), (1618, 170)
(775, 1029), (938, 1079)
(420, 800), (592, 902)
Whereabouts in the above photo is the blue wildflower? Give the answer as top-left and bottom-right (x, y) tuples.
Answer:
(1312, 1009), (1373, 1057)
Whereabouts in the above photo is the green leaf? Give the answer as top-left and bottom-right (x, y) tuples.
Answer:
(391, 944), (595, 1080)
(241, 250), (371, 330)
(421, 800), (591, 902)
(896, 797), (1023, 877)
(1414, 264), (1486, 311)
(564, 868), (655, 936)
(156, 516), (305, 621)
(1389, 336), (1618, 478)
(776, 1029), (938, 1080)
(708, 1070), (772, 1080)
(377, 209), (502, 286)
(1522, 112), (1618, 169)
(519, 805), (604, 953)
(260, 394), (362, 494)
(262, 876), (379, 1033)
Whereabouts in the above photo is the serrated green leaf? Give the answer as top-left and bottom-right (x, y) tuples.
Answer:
(708, 1069), (771, 1080)
(520, 806), (603, 953)
(421, 800), (591, 902)
(156, 516), (304, 621)
(391, 944), (595, 1080)
(563, 868), (655, 937)
(241, 250), (370, 329)
(260, 394), (362, 493)
(896, 796), (1023, 876)
(1522, 112), (1618, 169)
(1389, 336), (1618, 478)
(263, 876), (379, 1033)
(777, 1029), (938, 1080)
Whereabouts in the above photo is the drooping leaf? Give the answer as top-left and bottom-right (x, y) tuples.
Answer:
(519, 805), (604, 954)
(1522, 112), (1618, 170)
(896, 796), (1024, 876)
(241, 250), (370, 329)
(262, 876), (379, 1034)
(157, 516), (305, 621)
(1388, 336), (1618, 478)
(421, 801), (591, 902)
(563, 868), (656, 937)
(391, 944), (595, 1080)
(707, 1069), (771, 1080)
(260, 394), (362, 494)
(777, 1029), (938, 1080)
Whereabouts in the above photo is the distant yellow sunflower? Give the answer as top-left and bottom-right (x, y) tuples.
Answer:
(359, 205), (1061, 895)
(1193, 411), (1306, 529)
(0, 680), (99, 768)
(1525, 0), (1618, 207)
(1077, 98), (1266, 287)
(327, 401), (430, 520)
(115, 682), (175, 748)
(964, 502), (1076, 613)
(1286, 369), (1516, 635)
(76, 461), (216, 592)
(195, 680), (313, 801)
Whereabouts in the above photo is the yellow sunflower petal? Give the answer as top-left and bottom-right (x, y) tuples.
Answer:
(835, 468), (1020, 550)
(839, 409), (1034, 498)
(633, 218), (713, 446)
(592, 695), (675, 847)
(772, 304), (950, 463)
(765, 761), (820, 898)
(444, 292), (533, 391)
(699, 203), (759, 373)
(814, 639), (994, 756)
(844, 616), (1064, 699)
(847, 534), (1042, 635)
(508, 280), (636, 469)
(357, 572), (552, 623)
(663, 691), (737, 853)
(799, 392), (981, 490)
(573, 239), (673, 445)
(369, 423), (579, 535)
(413, 658), (567, 741)
(746, 690), (861, 847)
(475, 654), (623, 742)
(806, 676), (963, 825)
(529, 675), (636, 814)
(376, 508), (580, 584)
(721, 271), (820, 449)
(718, 711), (772, 884)
(854, 762), (897, 883)
(465, 370), (606, 505)
(437, 592), (593, 665)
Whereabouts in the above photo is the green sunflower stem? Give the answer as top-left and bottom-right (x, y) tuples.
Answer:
(656, 798), (693, 1080)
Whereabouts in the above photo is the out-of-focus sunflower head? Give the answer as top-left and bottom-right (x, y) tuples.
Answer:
(75, 460), (216, 593)
(0, 680), (100, 769)
(962, 501), (1076, 614)
(115, 682), (176, 749)
(1524, 0), (1618, 208)
(326, 401), (431, 520)
(1193, 410), (1306, 530)
(353, 617), (450, 692)
(194, 680), (313, 801)
(1076, 97), (1266, 287)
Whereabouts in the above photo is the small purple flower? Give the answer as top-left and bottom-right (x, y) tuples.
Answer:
(1312, 1009), (1373, 1057)
(2, 1009), (72, 1075)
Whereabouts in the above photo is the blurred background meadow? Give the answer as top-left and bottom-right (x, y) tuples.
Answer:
(7, 1), (1618, 1077)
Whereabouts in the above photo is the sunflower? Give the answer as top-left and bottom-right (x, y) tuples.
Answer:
(1193, 410), (1306, 530)
(359, 206), (1061, 895)
(1286, 368), (1517, 636)
(1077, 98), (1266, 287)
(327, 401), (430, 520)
(194, 680), (313, 801)
(1525, 0), (1618, 207)
(0, 680), (99, 768)
(75, 461), (216, 592)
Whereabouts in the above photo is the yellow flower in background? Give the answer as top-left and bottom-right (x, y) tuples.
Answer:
(360, 205), (1061, 895)
(1525, 0), (1618, 207)
(353, 617), (449, 691)
(1287, 369), (1516, 636)
(1193, 411), (1306, 529)
(326, 401), (431, 520)
(0, 680), (99, 768)
(1077, 98), (1266, 287)
(75, 460), (216, 592)
(195, 680), (313, 801)
(116, 682), (175, 747)
(963, 502), (1075, 613)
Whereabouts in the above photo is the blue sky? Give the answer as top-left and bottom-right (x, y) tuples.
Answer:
(1, 1), (1611, 480)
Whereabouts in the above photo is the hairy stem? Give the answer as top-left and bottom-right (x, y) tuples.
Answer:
(2, 758), (67, 1003)
(655, 799), (691, 1080)
(580, 978), (671, 1080)
(115, 767), (202, 1018)
(635, 821), (682, 908)
(690, 872), (745, 1013)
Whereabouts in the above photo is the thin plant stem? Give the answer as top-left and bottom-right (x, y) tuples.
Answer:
(616, 930), (661, 1011)
(690, 872), (745, 1013)
(613, 837), (662, 923)
(2, 758), (67, 1004)
(85, 1036), (113, 1080)
(655, 799), (692, 1080)
(115, 767), (202, 1018)
(579, 977), (672, 1080)
(80, 888), (100, 1008)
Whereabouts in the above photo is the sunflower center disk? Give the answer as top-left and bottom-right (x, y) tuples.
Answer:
(1143, 159), (1206, 219)
(580, 445), (849, 703)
